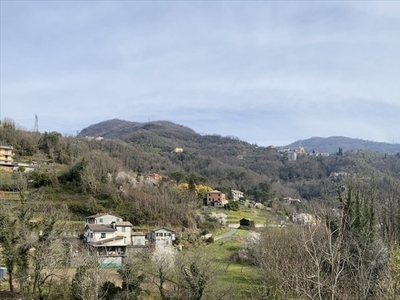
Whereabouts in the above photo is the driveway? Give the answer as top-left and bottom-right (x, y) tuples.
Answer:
(214, 227), (237, 240)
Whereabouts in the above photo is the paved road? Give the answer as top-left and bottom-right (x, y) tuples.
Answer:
(214, 222), (282, 241)
(214, 227), (237, 240)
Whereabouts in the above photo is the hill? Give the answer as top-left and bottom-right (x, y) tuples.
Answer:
(4, 117), (400, 219)
(286, 136), (400, 154)
(78, 119), (400, 199)
(79, 119), (199, 142)
(81, 119), (400, 154)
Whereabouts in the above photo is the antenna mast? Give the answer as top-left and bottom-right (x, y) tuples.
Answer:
(34, 115), (39, 132)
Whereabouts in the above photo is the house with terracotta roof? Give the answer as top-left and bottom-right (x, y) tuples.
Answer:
(206, 190), (227, 206)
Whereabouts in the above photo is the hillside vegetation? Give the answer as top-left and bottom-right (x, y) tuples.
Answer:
(1, 118), (400, 220)
(2, 118), (400, 299)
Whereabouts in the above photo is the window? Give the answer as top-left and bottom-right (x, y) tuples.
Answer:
(100, 233), (106, 239)
(116, 218), (120, 222)
(137, 238), (141, 245)
(164, 233), (167, 237)
(99, 218), (103, 223)
(121, 226), (126, 232)
(90, 233), (93, 238)
(167, 233), (172, 237)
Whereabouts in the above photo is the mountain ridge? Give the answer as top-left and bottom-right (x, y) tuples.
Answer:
(79, 119), (400, 154)
(286, 136), (400, 154)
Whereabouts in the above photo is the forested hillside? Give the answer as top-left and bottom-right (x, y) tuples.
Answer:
(3, 118), (400, 216)
(79, 119), (400, 201)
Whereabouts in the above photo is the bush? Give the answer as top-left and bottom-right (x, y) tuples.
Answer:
(206, 236), (214, 244)
(224, 201), (240, 211)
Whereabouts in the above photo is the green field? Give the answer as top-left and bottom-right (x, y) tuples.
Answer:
(207, 205), (275, 225)
(209, 229), (261, 298)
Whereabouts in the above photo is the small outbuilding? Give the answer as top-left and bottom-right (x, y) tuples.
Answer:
(240, 218), (255, 228)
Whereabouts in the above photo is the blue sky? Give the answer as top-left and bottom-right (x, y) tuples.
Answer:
(1, 1), (400, 146)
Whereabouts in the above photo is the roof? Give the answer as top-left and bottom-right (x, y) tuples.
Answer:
(132, 232), (146, 236)
(116, 221), (133, 227)
(151, 227), (175, 233)
(0, 145), (13, 149)
(85, 224), (116, 232)
(86, 213), (122, 219)
(91, 236), (124, 246)
(209, 190), (222, 193)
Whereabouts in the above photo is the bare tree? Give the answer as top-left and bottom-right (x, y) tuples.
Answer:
(176, 247), (226, 300)
(377, 244), (400, 300)
(151, 247), (176, 300)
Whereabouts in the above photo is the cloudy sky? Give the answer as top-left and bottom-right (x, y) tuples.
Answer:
(1, 1), (400, 146)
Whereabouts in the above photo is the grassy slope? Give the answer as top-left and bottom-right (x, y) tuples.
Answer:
(207, 205), (276, 225)
(210, 229), (261, 298)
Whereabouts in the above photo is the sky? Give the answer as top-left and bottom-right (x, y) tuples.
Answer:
(1, 1), (400, 146)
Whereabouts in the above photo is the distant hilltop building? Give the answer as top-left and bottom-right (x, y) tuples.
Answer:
(85, 136), (104, 141)
(309, 150), (330, 157)
(173, 147), (183, 153)
(288, 151), (297, 161)
(288, 144), (307, 161)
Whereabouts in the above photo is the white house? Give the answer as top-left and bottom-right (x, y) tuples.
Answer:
(231, 189), (244, 201)
(288, 151), (297, 161)
(85, 213), (123, 226)
(292, 213), (319, 226)
(83, 224), (120, 244)
(83, 214), (136, 263)
(132, 232), (146, 247)
(115, 221), (133, 245)
(150, 228), (175, 248)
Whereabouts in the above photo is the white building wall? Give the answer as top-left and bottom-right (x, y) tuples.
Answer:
(132, 235), (146, 246)
(116, 226), (132, 245)
(152, 229), (175, 248)
(84, 229), (117, 243)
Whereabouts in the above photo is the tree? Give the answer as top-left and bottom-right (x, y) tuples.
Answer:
(0, 194), (71, 299)
(0, 196), (36, 294)
(0, 213), (19, 292)
(30, 203), (69, 299)
(117, 257), (145, 300)
(71, 253), (108, 300)
(176, 248), (223, 300)
(151, 247), (176, 300)
(378, 244), (400, 300)
(248, 178), (384, 300)
(71, 265), (94, 300)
